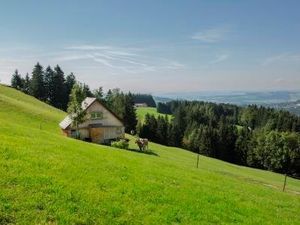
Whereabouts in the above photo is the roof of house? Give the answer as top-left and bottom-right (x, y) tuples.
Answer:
(59, 97), (124, 130)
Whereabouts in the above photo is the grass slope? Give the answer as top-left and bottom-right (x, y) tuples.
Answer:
(136, 107), (172, 123)
(0, 85), (300, 225)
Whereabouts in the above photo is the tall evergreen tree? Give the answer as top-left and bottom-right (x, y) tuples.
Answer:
(65, 72), (76, 108)
(11, 70), (23, 90)
(123, 92), (137, 133)
(44, 66), (55, 103)
(93, 87), (105, 103)
(23, 73), (31, 94)
(65, 73), (76, 93)
(105, 89), (113, 109)
(82, 83), (94, 98)
(52, 65), (66, 110)
(30, 63), (45, 100)
(156, 115), (168, 144)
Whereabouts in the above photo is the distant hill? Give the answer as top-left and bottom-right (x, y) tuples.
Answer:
(1, 84), (300, 224)
(265, 100), (300, 116)
(153, 96), (173, 103)
(156, 90), (300, 105)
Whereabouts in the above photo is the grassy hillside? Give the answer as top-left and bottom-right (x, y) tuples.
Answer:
(136, 107), (172, 122)
(1, 84), (300, 225)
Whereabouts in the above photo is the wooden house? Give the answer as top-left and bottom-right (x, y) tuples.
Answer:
(59, 97), (125, 144)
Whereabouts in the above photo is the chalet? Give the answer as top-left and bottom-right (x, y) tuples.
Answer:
(59, 97), (125, 144)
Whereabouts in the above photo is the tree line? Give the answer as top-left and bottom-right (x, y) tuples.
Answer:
(138, 101), (300, 177)
(10, 63), (137, 132)
(132, 94), (156, 107)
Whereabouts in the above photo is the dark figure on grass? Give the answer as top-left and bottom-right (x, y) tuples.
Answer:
(135, 138), (149, 151)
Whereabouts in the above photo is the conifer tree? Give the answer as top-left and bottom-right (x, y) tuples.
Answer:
(65, 73), (76, 108)
(11, 70), (23, 90)
(93, 87), (105, 103)
(23, 73), (31, 94)
(44, 66), (55, 103)
(52, 65), (66, 110)
(30, 62), (45, 100)
(123, 92), (137, 133)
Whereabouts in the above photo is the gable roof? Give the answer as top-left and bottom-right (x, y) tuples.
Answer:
(59, 97), (124, 130)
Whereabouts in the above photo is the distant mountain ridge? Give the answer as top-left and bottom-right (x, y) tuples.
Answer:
(155, 90), (300, 105)
(154, 91), (300, 116)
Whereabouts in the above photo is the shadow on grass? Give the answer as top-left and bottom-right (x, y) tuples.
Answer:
(124, 148), (159, 156)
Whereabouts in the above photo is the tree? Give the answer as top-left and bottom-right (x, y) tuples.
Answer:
(64, 72), (77, 110)
(251, 131), (300, 174)
(157, 102), (172, 114)
(23, 73), (31, 94)
(123, 92), (137, 133)
(44, 66), (55, 103)
(93, 87), (105, 103)
(82, 83), (94, 98)
(11, 70), (23, 90)
(105, 89), (113, 109)
(52, 65), (66, 110)
(235, 127), (252, 165)
(132, 94), (156, 107)
(156, 115), (168, 144)
(30, 62), (45, 100)
(67, 83), (87, 139)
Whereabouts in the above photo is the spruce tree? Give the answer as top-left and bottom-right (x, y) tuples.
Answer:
(82, 83), (94, 97)
(65, 73), (76, 108)
(44, 66), (54, 103)
(52, 65), (66, 110)
(23, 73), (31, 94)
(30, 63), (45, 100)
(11, 70), (23, 90)
(123, 92), (137, 133)
(93, 87), (105, 103)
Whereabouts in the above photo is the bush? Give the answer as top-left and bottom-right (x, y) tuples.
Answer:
(111, 139), (129, 149)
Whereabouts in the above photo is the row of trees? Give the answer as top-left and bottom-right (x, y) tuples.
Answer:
(138, 101), (300, 176)
(11, 63), (78, 111)
(132, 94), (156, 107)
(11, 63), (137, 132)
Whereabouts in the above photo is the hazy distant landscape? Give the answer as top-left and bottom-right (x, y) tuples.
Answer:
(155, 91), (300, 115)
(156, 90), (300, 104)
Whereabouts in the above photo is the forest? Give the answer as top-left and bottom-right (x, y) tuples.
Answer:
(139, 101), (300, 177)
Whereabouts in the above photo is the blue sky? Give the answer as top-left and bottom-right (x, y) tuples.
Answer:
(0, 0), (300, 93)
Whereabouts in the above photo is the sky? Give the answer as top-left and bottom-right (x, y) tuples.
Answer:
(0, 0), (300, 93)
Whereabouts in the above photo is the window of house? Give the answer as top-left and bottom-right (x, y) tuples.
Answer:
(90, 111), (104, 120)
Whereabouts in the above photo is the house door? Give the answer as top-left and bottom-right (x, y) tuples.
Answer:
(90, 128), (104, 143)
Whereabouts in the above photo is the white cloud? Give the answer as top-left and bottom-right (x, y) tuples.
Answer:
(210, 54), (229, 64)
(262, 53), (300, 66)
(56, 45), (184, 74)
(192, 26), (231, 43)
(66, 45), (111, 50)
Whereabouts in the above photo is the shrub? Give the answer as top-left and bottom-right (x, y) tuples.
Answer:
(111, 139), (129, 149)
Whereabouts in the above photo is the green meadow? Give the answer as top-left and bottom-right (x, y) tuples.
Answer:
(136, 106), (172, 123)
(0, 84), (300, 225)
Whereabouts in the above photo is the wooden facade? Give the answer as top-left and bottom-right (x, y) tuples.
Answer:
(59, 98), (125, 144)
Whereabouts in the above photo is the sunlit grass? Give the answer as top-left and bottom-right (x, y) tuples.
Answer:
(136, 107), (172, 123)
(0, 85), (300, 225)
